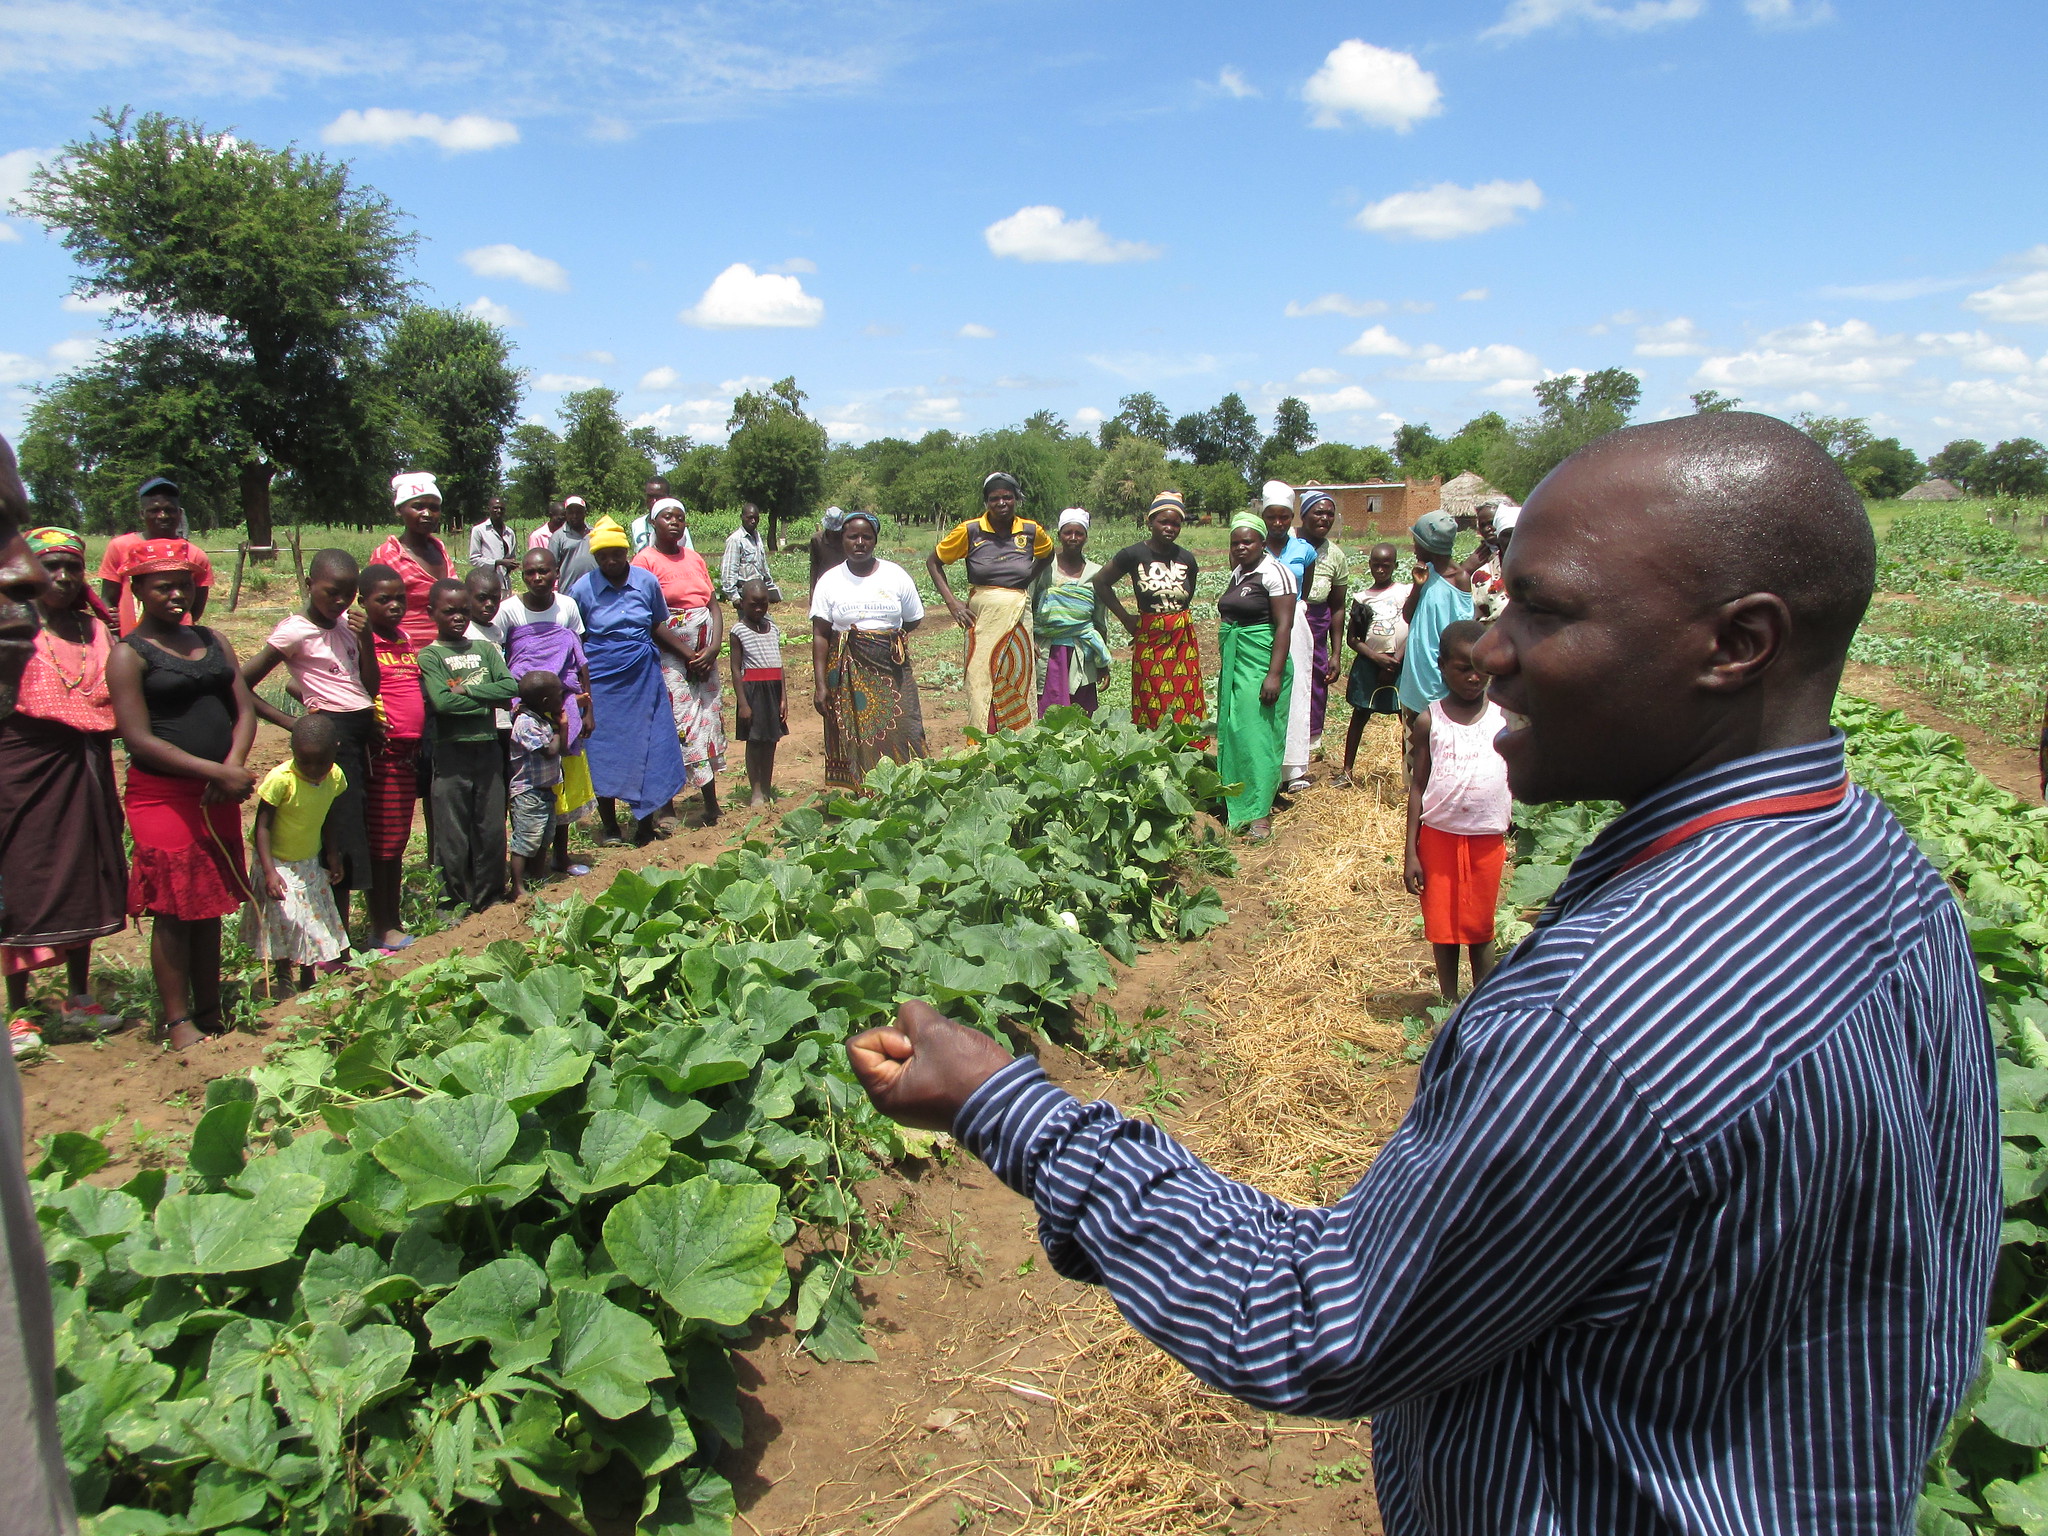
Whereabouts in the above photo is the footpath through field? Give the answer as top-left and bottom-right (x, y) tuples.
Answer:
(730, 722), (1429, 1536)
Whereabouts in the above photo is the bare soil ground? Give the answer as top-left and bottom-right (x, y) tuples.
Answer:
(1842, 662), (2041, 803)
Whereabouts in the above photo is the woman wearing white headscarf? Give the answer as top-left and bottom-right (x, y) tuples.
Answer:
(1259, 480), (1317, 793)
(1030, 507), (1111, 716)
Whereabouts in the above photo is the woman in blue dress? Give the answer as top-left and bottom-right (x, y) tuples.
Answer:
(568, 517), (689, 845)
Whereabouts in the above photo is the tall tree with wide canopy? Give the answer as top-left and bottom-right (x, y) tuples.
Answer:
(379, 306), (523, 525)
(725, 377), (827, 549)
(20, 111), (416, 546)
(556, 387), (655, 515)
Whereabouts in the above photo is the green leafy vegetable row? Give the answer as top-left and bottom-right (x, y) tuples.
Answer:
(41, 710), (1234, 1536)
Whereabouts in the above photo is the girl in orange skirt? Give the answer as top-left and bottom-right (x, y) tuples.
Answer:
(1404, 620), (1510, 1001)
(105, 543), (258, 1048)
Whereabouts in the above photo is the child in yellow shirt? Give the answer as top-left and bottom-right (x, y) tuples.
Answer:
(241, 714), (351, 996)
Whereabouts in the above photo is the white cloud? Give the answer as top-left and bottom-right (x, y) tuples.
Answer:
(322, 108), (518, 153)
(719, 375), (775, 395)
(1085, 351), (1221, 381)
(1459, 288), (1490, 302)
(1343, 325), (1414, 358)
(0, 335), (107, 385)
(861, 322), (900, 337)
(464, 296), (522, 327)
(1354, 180), (1543, 241)
(1301, 384), (1382, 413)
(1215, 66), (1258, 98)
(1294, 367), (1347, 386)
(1484, 0), (1705, 39)
(1634, 317), (1707, 357)
(1743, 0), (1833, 27)
(1694, 350), (1911, 390)
(1074, 406), (1106, 427)
(1402, 299), (1438, 314)
(533, 372), (601, 391)
(680, 263), (825, 328)
(61, 292), (121, 314)
(1395, 343), (1544, 382)
(1481, 375), (1545, 398)
(0, 225), (18, 245)
(1964, 345), (2034, 374)
(638, 365), (682, 391)
(957, 323), (997, 339)
(1285, 293), (1386, 319)
(905, 395), (963, 423)
(0, 1), (366, 92)
(984, 205), (1160, 264)
(1303, 40), (1441, 132)
(0, 146), (55, 211)
(764, 257), (817, 274)
(461, 243), (570, 292)
(1966, 263), (2048, 325)
(823, 419), (871, 440)
(1818, 275), (1972, 302)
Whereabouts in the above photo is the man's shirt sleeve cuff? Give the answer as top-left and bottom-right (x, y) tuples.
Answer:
(954, 1056), (1079, 1199)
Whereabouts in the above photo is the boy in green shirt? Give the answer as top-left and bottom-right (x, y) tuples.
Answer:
(418, 578), (520, 914)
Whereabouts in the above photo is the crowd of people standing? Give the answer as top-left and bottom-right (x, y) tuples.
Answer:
(1, 461), (1524, 1052)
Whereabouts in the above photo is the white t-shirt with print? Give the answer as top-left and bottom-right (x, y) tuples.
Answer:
(810, 560), (926, 632)
(1354, 582), (1410, 656)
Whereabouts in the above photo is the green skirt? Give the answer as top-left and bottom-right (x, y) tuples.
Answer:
(1217, 621), (1292, 828)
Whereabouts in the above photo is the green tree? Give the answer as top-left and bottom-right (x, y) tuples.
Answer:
(628, 426), (693, 482)
(378, 306), (522, 526)
(505, 424), (561, 523)
(1690, 389), (1742, 414)
(726, 377), (827, 548)
(19, 336), (247, 533)
(1084, 435), (1174, 523)
(1176, 458), (1250, 523)
(1259, 397), (1317, 480)
(21, 110), (414, 545)
(556, 388), (652, 516)
(1843, 437), (1924, 500)
(1928, 439), (1985, 490)
(1265, 440), (1399, 488)
(1483, 371), (1641, 500)
(1434, 413), (1512, 480)
(1393, 421), (1445, 473)
(879, 449), (977, 528)
(1107, 392), (1171, 448)
(1977, 438), (2048, 498)
(669, 444), (728, 515)
(1792, 413), (1874, 467)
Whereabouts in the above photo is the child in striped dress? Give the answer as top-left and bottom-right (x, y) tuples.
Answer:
(727, 580), (787, 807)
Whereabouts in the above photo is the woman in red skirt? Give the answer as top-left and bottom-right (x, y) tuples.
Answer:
(105, 543), (258, 1047)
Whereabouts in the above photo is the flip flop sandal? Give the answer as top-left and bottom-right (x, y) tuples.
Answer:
(598, 834), (627, 848)
(562, 863), (592, 877)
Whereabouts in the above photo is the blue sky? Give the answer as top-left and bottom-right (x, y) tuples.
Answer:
(3, 0), (2044, 458)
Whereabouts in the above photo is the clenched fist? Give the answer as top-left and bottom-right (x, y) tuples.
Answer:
(846, 1000), (1017, 1132)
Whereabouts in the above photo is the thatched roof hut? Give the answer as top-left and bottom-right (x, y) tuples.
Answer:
(1438, 470), (1505, 522)
(1900, 478), (1965, 502)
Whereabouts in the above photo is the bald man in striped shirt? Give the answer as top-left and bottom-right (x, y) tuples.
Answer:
(850, 412), (1997, 1535)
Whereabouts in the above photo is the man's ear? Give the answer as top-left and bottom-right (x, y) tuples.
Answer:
(1700, 593), (1790, 694)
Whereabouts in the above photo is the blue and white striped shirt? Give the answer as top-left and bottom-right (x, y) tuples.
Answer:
(958, 734), (1997, 1534)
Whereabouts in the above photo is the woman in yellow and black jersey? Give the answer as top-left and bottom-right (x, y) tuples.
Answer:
(926, 471), (1054, 735)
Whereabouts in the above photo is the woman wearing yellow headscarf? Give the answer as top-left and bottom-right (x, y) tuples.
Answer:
(567, 517), (691, 844)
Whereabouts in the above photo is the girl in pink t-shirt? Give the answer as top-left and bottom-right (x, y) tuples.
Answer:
(238, 549), (378, 937)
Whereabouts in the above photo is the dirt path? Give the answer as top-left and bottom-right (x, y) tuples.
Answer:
(723, 728), (1429, 1535)
(1841, 664), (2040, 803)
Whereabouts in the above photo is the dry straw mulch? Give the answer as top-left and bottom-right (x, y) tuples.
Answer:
(860, 724), (1435, 1536)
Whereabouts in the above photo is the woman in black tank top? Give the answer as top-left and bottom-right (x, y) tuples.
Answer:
(105, 553), (257, 1049)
